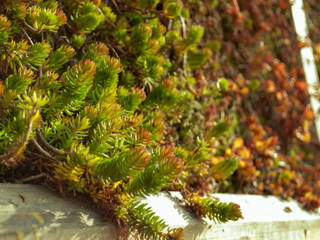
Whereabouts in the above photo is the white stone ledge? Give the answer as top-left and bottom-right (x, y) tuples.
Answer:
(0, 184), (319, 240)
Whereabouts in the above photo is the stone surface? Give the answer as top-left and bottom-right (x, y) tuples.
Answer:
(144, 192), (320, 240)
(0, 184), (116, 240)
(0, 184), (320, 240)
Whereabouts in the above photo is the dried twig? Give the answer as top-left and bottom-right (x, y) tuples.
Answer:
(22, 28), (34, 45)
(110, 0), (120, 13)
(107, 43), (121, 59)
(31, 138), (55, 160)
(36, 129), (71, 156)
(15, 172), (51, 183)
(25, 150), (56, 161)
(232, 0), (240, 12)
(97, 7), (117, 28)
(23, 21), (37, 33)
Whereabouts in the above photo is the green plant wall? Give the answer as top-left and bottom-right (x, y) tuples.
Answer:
(0, 0), (243, 239)
(1, 0), (320, 238)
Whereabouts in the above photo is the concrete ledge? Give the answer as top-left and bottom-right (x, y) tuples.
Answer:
(0, 184), (116, 240)
(0, 184), (319, 240)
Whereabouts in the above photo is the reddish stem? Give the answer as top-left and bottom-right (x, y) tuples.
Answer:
(233, 0), (240, 12)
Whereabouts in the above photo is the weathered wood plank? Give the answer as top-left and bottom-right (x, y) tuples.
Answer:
(0, 184), (319, 240)
(0, 184), (116, 240)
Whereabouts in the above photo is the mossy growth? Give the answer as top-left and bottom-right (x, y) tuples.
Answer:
(0, 0), (242, 239)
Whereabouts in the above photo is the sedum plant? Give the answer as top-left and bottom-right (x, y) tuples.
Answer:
(0, 0), (242, 239)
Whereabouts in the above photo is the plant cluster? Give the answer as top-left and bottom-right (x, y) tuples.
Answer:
(175, 0), (320, 211)
(1, 0), (320, 238)
(0, 0), (243, 239)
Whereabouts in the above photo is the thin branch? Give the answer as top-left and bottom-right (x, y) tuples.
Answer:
(168, 20), (173, 31)
(110, 0), (120, 14)
(25, 150), (57, 161)
(105, 17), (117, 28)
(31, 138), (56, 160)
(180, 16), (187, 38)
(0, 111), (36, 167)
(15, 172), (52, 183)
(22, 28), (34, 45)
(107, 43), (120, 59)
(97, 6), (117, 28)
(36, 129), (71, 156)
(23, 21), (37, 33)
(180, 15), (187, 77)
(232, 0), (240, 13)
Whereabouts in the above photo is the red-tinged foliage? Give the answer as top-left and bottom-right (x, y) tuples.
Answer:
(175, 0), (320, 211)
